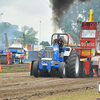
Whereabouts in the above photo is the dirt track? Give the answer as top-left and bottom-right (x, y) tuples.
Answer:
(1, 63), (29, 69)
(0, 71), (100, 100)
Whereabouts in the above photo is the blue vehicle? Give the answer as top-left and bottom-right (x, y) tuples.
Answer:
(0, 33), (28, 64)
(3, 33), (28, 64)
(30, 33), (80, 78)
(8, 35), (28, 64)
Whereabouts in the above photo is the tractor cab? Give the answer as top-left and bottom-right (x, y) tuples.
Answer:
(49, 33), (70, 61)
(13, 37), (23, 45)
(9, 37), (24, 49)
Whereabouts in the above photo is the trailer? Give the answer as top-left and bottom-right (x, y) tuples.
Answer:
(66, 9), (100, 77)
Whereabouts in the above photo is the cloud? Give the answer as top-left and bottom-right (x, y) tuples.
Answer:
(0, 0), (53, 43)
(0, 0), (17, 7)
(0, 0), (51, 15)
(12, 0), (50, 15)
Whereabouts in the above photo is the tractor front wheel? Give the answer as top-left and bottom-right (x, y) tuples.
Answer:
(58, 62), (66, 78)
(33, 61), (39, 77)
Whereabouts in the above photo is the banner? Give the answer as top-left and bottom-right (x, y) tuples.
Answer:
(64, 34), (74, 44)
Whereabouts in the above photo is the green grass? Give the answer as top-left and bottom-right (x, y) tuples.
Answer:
(46, 97), (67, 100)
(0, 68), (29, 73)
(46, 90), (100, 100)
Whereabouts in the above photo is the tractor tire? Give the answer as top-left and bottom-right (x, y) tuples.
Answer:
(89, 62), (94, 77)
(30, 61), (48, 77)
(21, 58), (24, 64)
(38, 49), (44, 62)
(58, 62), (66, 78)
(79, 61), (84, 77)
(12, 56), (15, 64)
(33, 61), (39, 77)
(30, 61), (34, 76)
(12, 58), (15, 64)
(19, 58), (21, 64)
(66, 50), (80, 78)
(10, 58), (12, 65)
(38, 49), (45, 77)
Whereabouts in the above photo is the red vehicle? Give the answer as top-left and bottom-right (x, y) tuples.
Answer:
(73, 9), (100, 77)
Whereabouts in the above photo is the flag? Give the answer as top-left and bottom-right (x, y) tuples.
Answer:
(31, 44), (33, 51)
(64, 34), (74, 44)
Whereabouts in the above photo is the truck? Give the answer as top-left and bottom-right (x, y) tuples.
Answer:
(9, 34), (28, 64)
(73, 9), (100, 77)
(2, 33), (28, 64)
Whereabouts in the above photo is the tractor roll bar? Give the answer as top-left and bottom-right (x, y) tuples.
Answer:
(51, 33), (69, 46)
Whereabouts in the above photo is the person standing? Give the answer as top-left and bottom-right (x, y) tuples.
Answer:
(7, 49), (11, 65)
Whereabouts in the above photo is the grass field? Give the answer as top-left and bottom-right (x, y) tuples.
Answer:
(42, 89), (100, 100)
(0, 68), (29, 73)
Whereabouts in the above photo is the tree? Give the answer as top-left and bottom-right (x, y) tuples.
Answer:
(60, 0), (100, 43)
(21, 26), (38, 44)
(0, 22), (38, 45)
(40, 41), (50, 47)
(1, 22), (21, 44)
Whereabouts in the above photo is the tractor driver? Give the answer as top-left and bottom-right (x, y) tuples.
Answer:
(55, 35), (64, 53)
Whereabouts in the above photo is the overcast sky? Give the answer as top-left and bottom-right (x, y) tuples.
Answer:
(0, 0), (56, 44)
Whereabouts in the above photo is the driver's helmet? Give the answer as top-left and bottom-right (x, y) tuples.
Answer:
(57, 34), (60, 37)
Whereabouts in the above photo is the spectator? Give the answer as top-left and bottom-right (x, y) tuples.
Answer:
(7, 49), (11, 65)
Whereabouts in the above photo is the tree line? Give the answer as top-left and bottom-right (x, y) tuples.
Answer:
(0, 0), (100, 46)
(0, 22), (50, 46)
(61, 0), (100, 43)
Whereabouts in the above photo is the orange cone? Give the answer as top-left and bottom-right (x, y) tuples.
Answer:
(29, 63), (31, 70)
(93, 69), (97, 77)
(0, 64), (2, 72)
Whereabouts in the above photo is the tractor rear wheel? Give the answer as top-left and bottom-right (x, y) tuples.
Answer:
(38, 49), (44, 62)
(58, 62), (66, 78)
(33, 61), (39, 77)
(66, 50), (80, 78)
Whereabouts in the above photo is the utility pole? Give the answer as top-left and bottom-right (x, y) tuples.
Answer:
(39, 21), (41, 45)
(0, 13), (3, 44)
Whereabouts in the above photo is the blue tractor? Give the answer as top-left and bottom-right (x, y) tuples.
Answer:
(30, 33), (80, 78)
